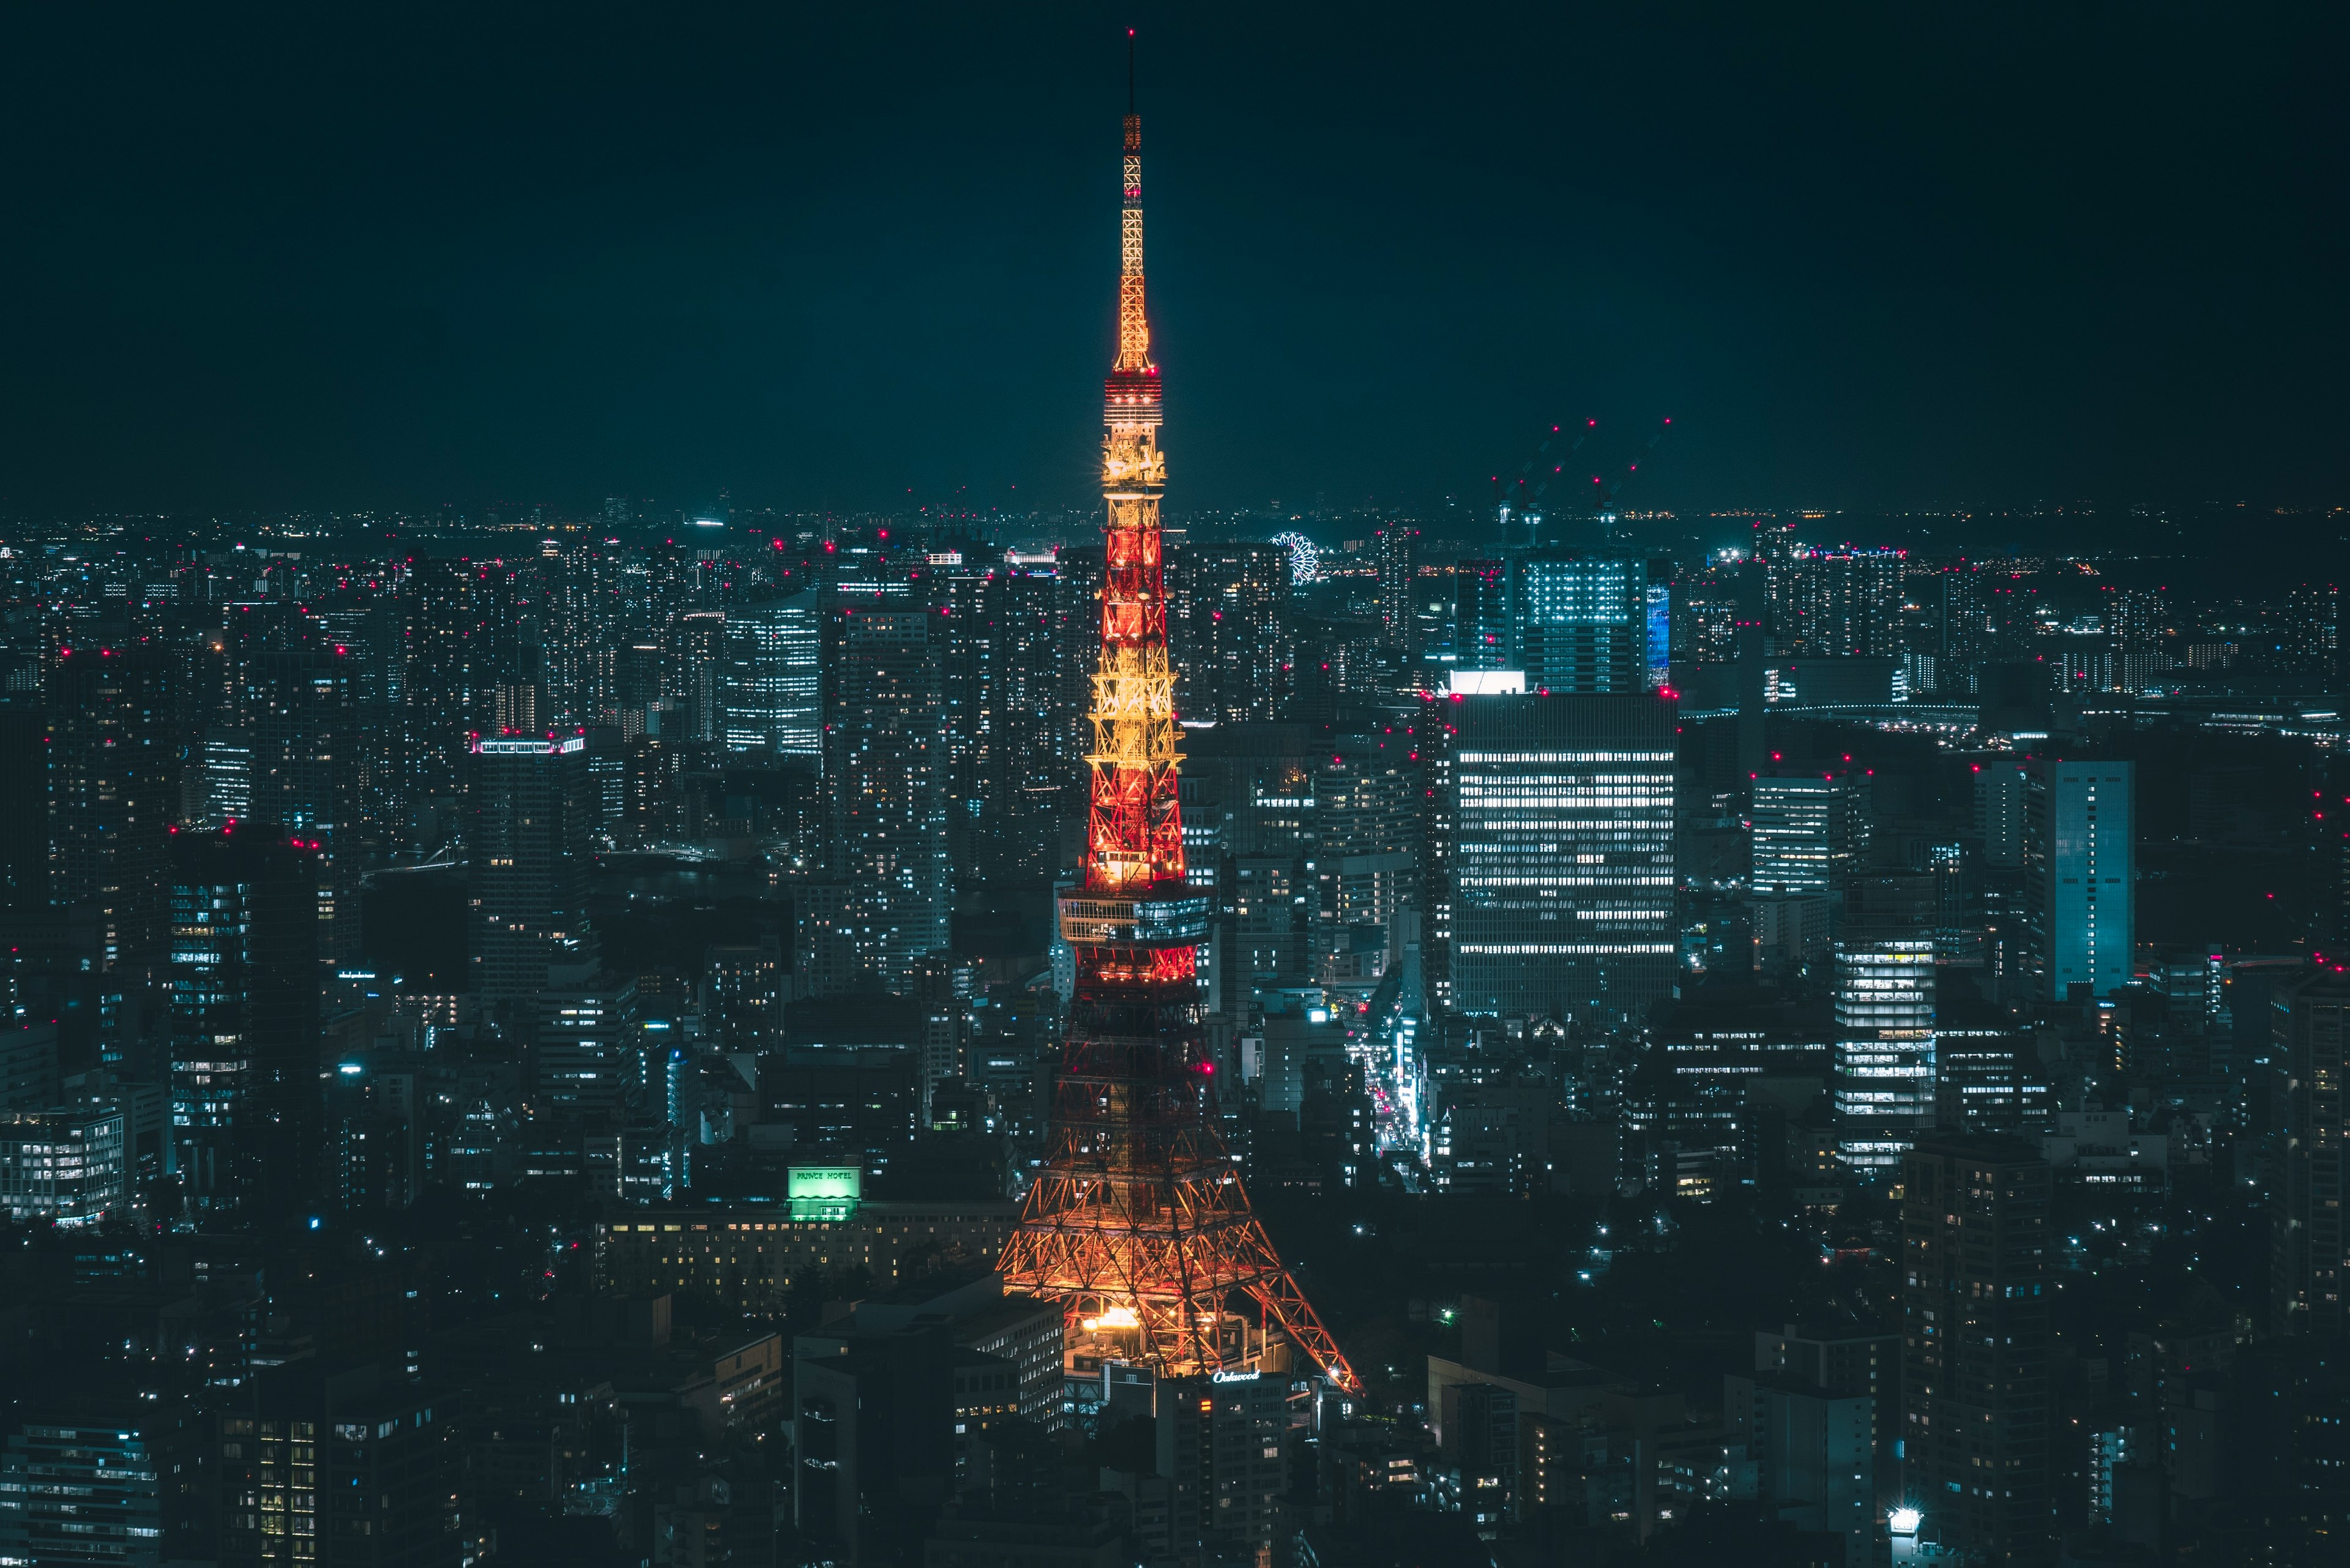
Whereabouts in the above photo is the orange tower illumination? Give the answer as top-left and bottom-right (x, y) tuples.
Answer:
(998, 52), (1360, 1394)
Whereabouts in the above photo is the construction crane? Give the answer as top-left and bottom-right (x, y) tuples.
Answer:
(1491, 419), (1597, 547)
(1586, 416), (1674, 529)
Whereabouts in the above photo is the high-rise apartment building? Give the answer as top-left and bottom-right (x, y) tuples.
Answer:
(1173, 542), (1289, 723)
(1900, 1136), (2053, 1566)
(1751, 775), (1870, 897)
(50, 646), (179, 969)
(1509, 551), (1647, 694)
(168, 829), (322, 1217)
(468, 734), (597, 1002)
(1378, 521), (1421, 651)
(723, 594), (821, 758)
(398, 556), (491, 831)
(822, 607), (950, 993)
(1833, 937), (1936, 1178)
(942, 568), (1069, 886)
(1449, 692), (1676, 1020)
(1773, 548), (1903, 659)
(2273, 969), (2350, 1337)
(2023, 761), (2133, 1001)
(2284, 581), (2341, 690)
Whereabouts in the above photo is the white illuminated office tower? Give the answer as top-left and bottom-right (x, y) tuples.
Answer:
(1833, 936), (1936, 1176)
(1449, 692), (1677, 1021)
(1750, 775), (1868, 895)
(724, 592), (822, 760)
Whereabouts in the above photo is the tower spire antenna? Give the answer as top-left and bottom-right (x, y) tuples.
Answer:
(1127, 26), (1135, 114)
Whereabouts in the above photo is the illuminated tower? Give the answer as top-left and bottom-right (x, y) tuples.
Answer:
(999, 59), (1360, 1394)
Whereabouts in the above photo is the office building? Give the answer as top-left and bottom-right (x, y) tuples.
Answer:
(1449, 692), (1676, 1021)
(1723, 1375), (1872, 1568)
(216, 1367), (460, 1568)
(2274, 969), (2350, 1337)
(1509, 551), (1647, 694)
(2023, 761), (2133, 1001)
(1974, 762), (2027, 868)
(468, 733), (597, 1001)
(201, 726), (254, 827)
(0, 1100), (126, 1225)
(724, 593), (822, 758)
(1900, 1136), (2052, 1567)
(0, 1408), (185, 1566)
(1452, 558), (1510, 671)
(533, 978), (640, 1118)
(1833, 938), (1936, 1178)
(241, 649), (361, 965)
(168, 830), (323, 1217)
(1751, 775), (1869, 897)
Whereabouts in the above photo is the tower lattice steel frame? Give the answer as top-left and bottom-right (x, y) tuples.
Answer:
(998, 70), (1361, 1394)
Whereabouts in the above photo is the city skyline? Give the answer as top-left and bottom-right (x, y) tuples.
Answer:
(1, 16), (2347, 1568)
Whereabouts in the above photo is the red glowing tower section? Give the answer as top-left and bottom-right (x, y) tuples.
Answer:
(998, 71), (1361, 1394)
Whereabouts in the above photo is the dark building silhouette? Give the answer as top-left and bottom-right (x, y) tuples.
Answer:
(168, 828), (323, 1218)
(467, 733), (596, 1002)
(50, 646), (179, 970)
(2274, 968), (2350, 1337)
(1901, 1135), (2053, 1566)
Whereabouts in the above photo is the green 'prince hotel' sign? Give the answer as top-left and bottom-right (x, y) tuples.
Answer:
(788, 1165), (860, 1220)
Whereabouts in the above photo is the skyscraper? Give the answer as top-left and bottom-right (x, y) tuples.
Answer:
(241, 649), (361, 965)
(824, 606), (950, 992)
(723, 593), (822, 758)
(1900, 1135), (2053, 1566)
(468, 733), (597, 1002)
(2023, 760), (2133, 1001)
(1508, 551), (1647, 693)
(1173, 542), (1289, 723)
(50, 646), (179, 970)
(1750, 775), (1870, 897)
(1378, 521), (1421, 651)
(1775, 547), (1904, 659)
(168, 829), (322, 1217)
(1833, 936), (1936, 1177)
(398, 556), (491, 838)
(1452, 558), (1510, 672)
(943, 566), (1068, 886)
(1448, 692), (1676, 1020)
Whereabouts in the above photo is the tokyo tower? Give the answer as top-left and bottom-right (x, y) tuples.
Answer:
(998, 49), (1361, 1394)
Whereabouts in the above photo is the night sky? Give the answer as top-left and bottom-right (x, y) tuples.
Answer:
(1, 3), (2343, 519)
